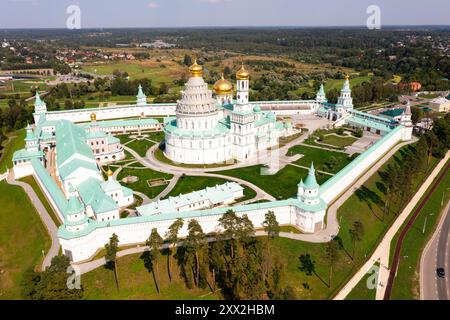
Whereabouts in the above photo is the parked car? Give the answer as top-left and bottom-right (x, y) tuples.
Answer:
(437, 267), (445, 278)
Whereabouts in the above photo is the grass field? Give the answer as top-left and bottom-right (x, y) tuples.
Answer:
(287, 144), (352, 174)
(0, 129), (25, 171)
(81, 59), (186, 84)
(215, 164), (330, 200)
(80, 236), (357, 300)
(117, 167), (173, 199)
(164, 175), (257, 202)
(125, 139), (156, 157)
(0, 181), (51, 299)
(345, 262), (379, 300)
(389, 160), (450, 300)
(320, 135), (358, 148)
(324, 76), (372, 92)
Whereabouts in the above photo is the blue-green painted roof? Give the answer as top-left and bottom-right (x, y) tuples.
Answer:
(136, 84), (146, 99)
(12, 149), (44, 161)
(380, 108), (405, 118)
(34, 92), (44, 107)
(59, 158), (99, 180)
(303, 163), (319, 189)
(66, 194), (85, 215)
(77, 178), (118, 214)
(31, 158), (68, 217)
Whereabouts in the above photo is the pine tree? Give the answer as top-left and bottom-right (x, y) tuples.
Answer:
(146, 228), (163, 293)
(105, 233), (120, 290)
(165, 218), (184, 282)
(185, 219), (207, 288)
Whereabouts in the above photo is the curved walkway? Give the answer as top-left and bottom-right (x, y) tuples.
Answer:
(6, 173), (59, 270)
(123, 145), (275, 202)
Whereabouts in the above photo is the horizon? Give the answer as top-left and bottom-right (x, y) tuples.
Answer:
(1, 0), (450, 29)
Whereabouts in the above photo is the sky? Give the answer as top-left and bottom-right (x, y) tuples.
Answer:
(0, 0), (449, 29)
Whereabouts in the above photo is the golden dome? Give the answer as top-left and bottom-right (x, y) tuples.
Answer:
(189, 59), (203, 77)
(107, 168), (113, 177)
(213, 73), (233, 95)
(345, 74), (350, 80)
(236, 63), (250, 80)
(90, 113), (97, 121)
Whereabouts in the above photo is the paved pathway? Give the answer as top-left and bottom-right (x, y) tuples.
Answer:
(333, 150), (450, 300)
(6, 173), (59, 270)
(123, 145), (276, 202)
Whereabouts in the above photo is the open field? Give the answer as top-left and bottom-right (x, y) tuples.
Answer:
(0, 129), (25, 171)
(0, 181), (51, 299)
(216, 164), (330, 200)
(81, 59), (187, 84)
(345, 262), (379, 300)
(287, 144), (352, 174)
(117, 167), (173, 199)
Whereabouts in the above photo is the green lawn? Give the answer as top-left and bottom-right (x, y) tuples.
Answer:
(117, 167), (173, 199)
(81, 251), (218, 300)
(80, 236), (356, 300)
(389, 160), (450, 300)
(0, 129), (25, 171)
(215, 164), (330, 200)
(0, 181), (51, 299)
(345, 262), (379, 300)
(287, 144), (352, 174)
(164, 175), (257, 202)
(19, 176), (62, 227)
(125, 139), (156, 157)
(320, 135), (358, 148)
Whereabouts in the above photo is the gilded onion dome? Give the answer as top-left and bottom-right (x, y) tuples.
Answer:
(213, 73), (233, 95)
(189, 59), (203, 77)
(345, 73), (350, 80)
(236, 63), (250, 80)
(90, 113), (97, 121)
(107, 168), (113, 177)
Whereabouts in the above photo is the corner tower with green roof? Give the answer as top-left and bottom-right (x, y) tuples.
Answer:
(33, 91), (47, 124)
(64, 187), (89, 233)
(136, 84), (147, 106)
(297, 162), (321, 206)
(316, 83), (327, 103)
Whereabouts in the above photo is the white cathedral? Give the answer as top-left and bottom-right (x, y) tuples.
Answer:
(163, 61), (294, 164)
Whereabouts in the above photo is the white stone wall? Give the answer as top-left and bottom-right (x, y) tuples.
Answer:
(60, 204), (324, 263)
(320, 126), (405, 204)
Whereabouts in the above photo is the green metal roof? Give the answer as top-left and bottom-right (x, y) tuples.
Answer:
(303, 163), (319, 189)
(59, 158), (99, 180)
(12, 149), (44, 161)
(77, 178), (118, 214)
(66, 194), (85, 215)
(380, 108), (405, 118)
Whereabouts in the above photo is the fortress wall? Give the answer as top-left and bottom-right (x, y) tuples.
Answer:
(319, 126), (405, 204)
(60, 204), (323, 263)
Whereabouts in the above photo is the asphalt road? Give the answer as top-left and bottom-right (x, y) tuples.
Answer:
(422, 200), (450, 300)
(436, 205), (450, 299)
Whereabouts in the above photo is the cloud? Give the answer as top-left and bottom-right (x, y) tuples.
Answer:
(147, 2), (160, 9)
